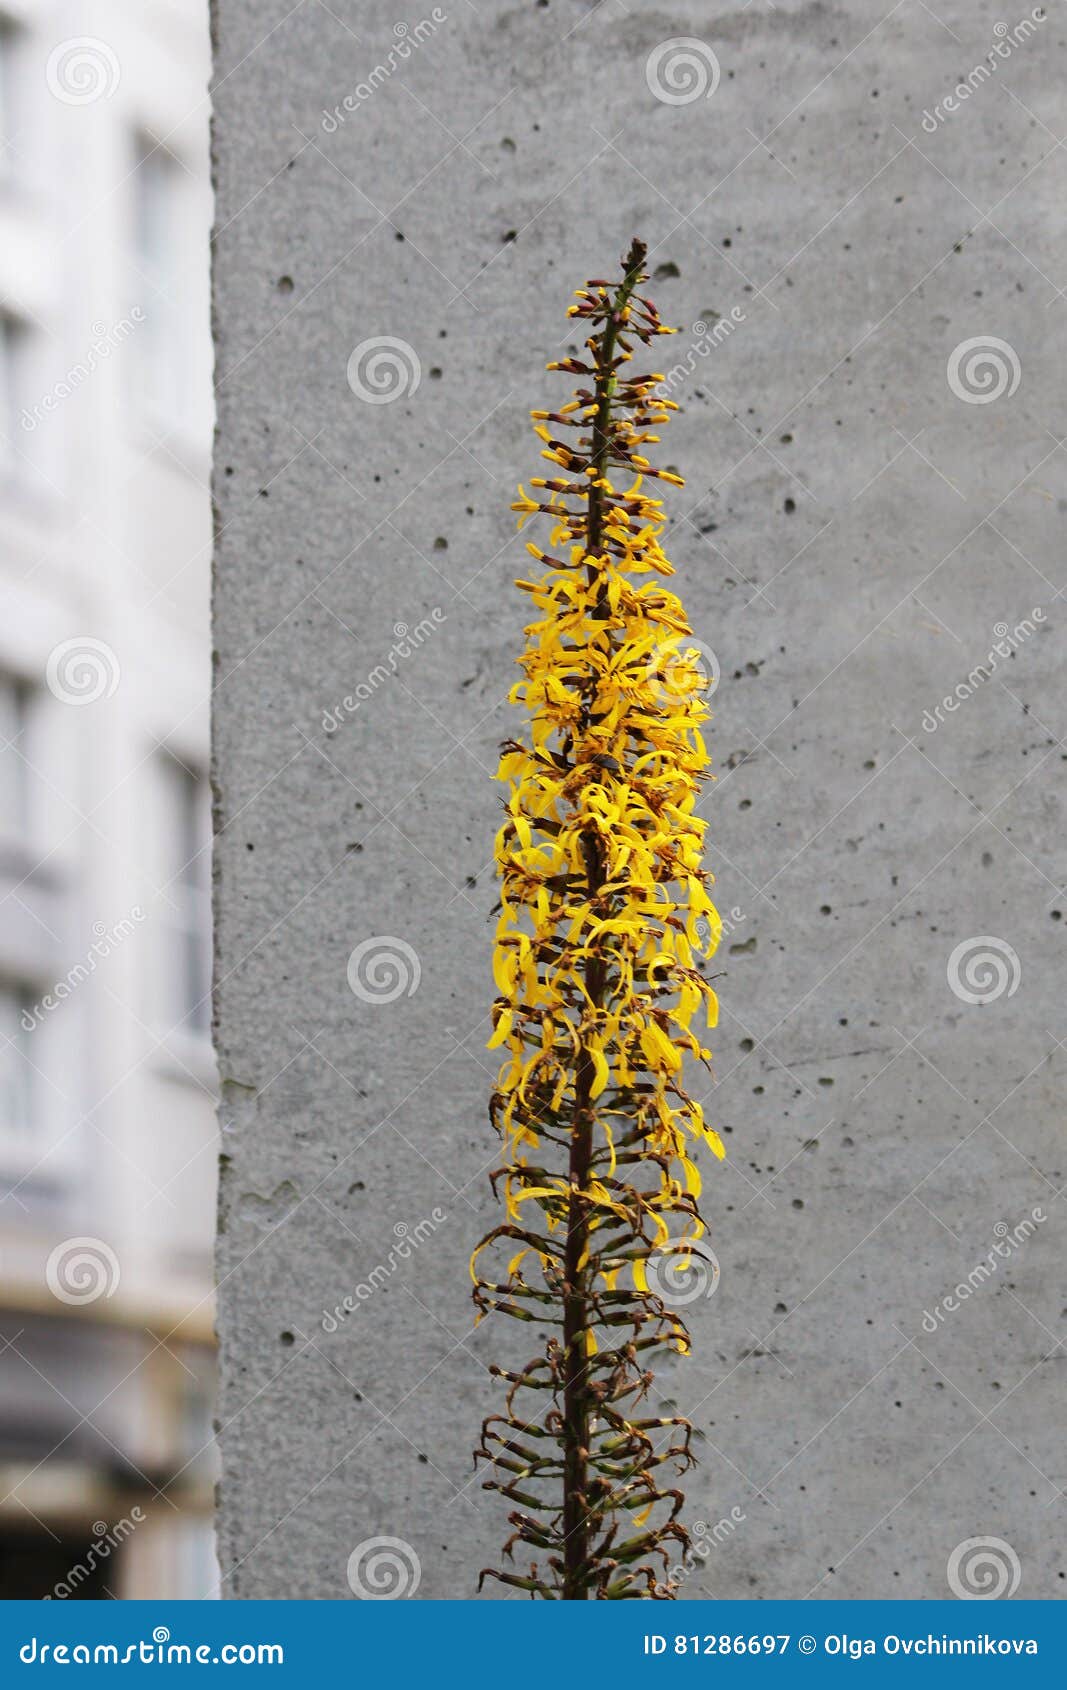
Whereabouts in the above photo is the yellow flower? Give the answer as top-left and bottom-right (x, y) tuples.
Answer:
(474, 238), (722, 1603)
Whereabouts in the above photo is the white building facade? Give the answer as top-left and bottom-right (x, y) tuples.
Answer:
(0, 0), (216, 1598)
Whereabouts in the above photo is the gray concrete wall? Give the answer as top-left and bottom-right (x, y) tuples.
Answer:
(211, 0), (1066, 1600)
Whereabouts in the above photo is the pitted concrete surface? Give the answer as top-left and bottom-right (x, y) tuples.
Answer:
(211, 0), (1066, 1599)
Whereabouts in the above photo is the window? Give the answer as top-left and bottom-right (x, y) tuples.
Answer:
(0, 313), (47, 488)
(173, 1518), (220, 1600)
(0, 16), (18, 183)
(0, 982), (35, 1140)
(0, 974), (66, 1181)
(178, 1370), (219, 1482)
(157, 755), (211, 1036)
(0, 671), (32, 837)
(131, 137), (190, 429)
(0, 312), (27, 475)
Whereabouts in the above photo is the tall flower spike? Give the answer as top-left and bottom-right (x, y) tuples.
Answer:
(473, 240), (722, 1600)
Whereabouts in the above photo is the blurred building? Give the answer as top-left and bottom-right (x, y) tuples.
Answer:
(0, 0), (216, 1597)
